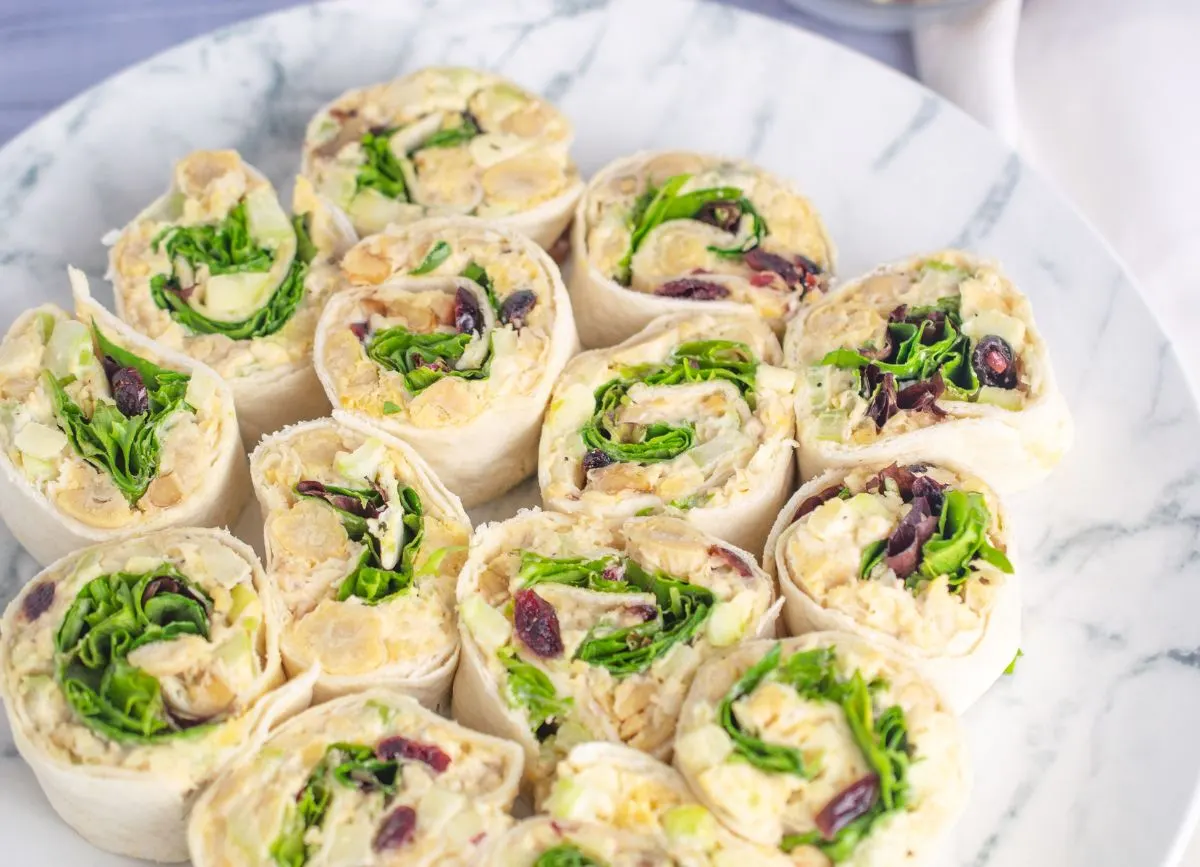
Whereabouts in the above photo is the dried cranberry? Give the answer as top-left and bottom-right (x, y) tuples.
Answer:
(744, 248), (824, 295)
(164, 277), (195, 301)
(376, 736), (451, 773)
(887, 304), (909, 324)
(972, 335), (1017, 389)
(815, 774), (880, 839)
(454, 287), (484, 335)
(709, 545), (753, 578)
(693, 199), (744, 233)
(654, 278), (729, 301)
(582, 449), (614, 472)
(862, 365), (898, 430)
(513, 589), (563, 658)
(349, 320), (369, 341)
(22, 582), (54, 622)
(602, 560), (626, 584)
(896, 373), (947, 417)
(373, 806), (417, 851)
(910, 474), (946, 515)
(749, 272), (776, 288)
(795, 483), (846, 522)
(534, 720), (560, 741)
(499, 289), (537, 329)
(628, 603), (659, 622)
(109, 365), (149, 417)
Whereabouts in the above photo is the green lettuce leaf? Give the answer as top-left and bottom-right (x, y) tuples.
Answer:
(498, 645), (573, 739)
(366, 327), (492, 395)
(532, 844), (606, 867)
(46, 324), (192, 506)
(579, 340), (757, 465)
(355, 128), (411, 201)
(54, 565), (213, 741)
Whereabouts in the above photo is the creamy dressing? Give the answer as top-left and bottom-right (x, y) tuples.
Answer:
(323, 223), (556, 427)
(254, 425), (466, 679)
(0, 306), (226, 528)
(302, 67), (578, 236)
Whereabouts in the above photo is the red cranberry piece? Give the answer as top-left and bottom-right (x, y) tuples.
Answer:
(972, 335), (1017, 388)
(708, 545), (753, 578)
(373, 806), (417, 851)
(499, 290), (538, 329)
(582, 449), (614, 472)
(109, 365), (149, 417)
(654, 278), (729, 301)
(513, 589), (563, 658)
(376, 736), (451, 773)
(601, 561), (626, 584)
(22, 582), (55, 622)
(349, 320), (369, 341)
(815, 774), (880, 839)
(628, 603), (659, 622)
(454, 287), (484, 335)
(749, 272), (776, 288)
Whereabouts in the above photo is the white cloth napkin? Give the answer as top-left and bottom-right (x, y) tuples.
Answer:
(913, 0), (1200, 382)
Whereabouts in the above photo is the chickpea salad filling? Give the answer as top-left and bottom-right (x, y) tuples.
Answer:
(0, 304), (226, 528)
(0, 529), (278, 775)
(780, 462), (1012, 654)
(188, 692), (522, 867)
(302, 67), (580, 236)
(540, 314), (795, 517)
(795, 251), (1044, 445)
(108, 150), (341, 381)
(253, 422), (468, 685)
(321, 225), (558, 428)
(581, 151), (834, 324)
(457, 513), (776, 779)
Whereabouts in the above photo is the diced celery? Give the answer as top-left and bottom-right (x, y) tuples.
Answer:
(962, 309), (1027, 353)
(662, 805), (720, 848)
(45, 319), (93, 379)
(202, 272), (274, 321)
(461, 596), (512, 651)
(976, 385), (1025, 411)
(814, 410), (847, 442)
(14, 422), (66, 461)
(705, 594), (754, 648)
(243, 187), (293, 245)
(334, 438), (386, 482)
(228, 583), (260, 623)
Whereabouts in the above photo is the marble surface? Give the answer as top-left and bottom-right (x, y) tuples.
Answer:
(1, 1), (1199, 865)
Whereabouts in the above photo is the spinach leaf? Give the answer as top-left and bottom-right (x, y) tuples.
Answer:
(614, 173), (769, 285)
(270, 741), (402, 867)
(517, 551), (635, 593)
(366, 327), (492, 394)
(293, 213), (319, 265)
(410, 240), (451, 275)
(54, 565), (214, 742)
(578, 340), (757, 465)
(717, 643), (808, 775)
(418, 113), (481, 150)
(356, 128), (411, 201)
(149, 199), (309, 340)
(572, 559), (714, 676)
(912, 489), (1013, 592)
(46, 324), (192, 506)
(857, 540), (887, 580)
(295, 482), (425, 605)
(498, 645), (573, 739)
(532, 844), (606, 867)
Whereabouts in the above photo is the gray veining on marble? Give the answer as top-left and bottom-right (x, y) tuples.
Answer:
(0, 1), (1196, 866)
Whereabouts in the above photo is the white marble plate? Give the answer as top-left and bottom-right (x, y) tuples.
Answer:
(1, 0), (1198, 865)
